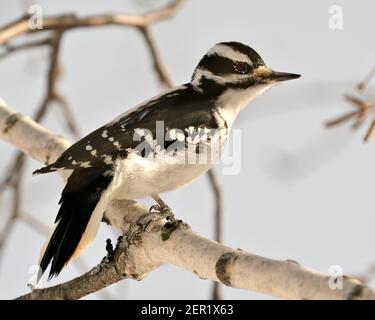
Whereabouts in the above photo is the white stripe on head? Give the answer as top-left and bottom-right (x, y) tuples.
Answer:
(207, 44), (251, 64)
(191, 68), (249, 87)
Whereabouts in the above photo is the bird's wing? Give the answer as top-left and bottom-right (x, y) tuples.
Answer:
(33, 84), (221, 175)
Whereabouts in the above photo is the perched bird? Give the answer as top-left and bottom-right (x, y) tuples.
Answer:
(34, 41), (300, 281)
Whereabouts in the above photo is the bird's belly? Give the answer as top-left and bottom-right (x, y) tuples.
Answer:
(112, 152), (215, 200)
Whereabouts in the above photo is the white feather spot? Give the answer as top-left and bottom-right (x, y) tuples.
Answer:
(80, 161), (91, 168)
(85, 145), (93, 151)
(101, 130), (108, 138)
(113, 141), (121, 149)
(102, 155), (113, 165)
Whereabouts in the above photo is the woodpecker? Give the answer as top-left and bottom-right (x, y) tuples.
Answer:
(34, 41), (300, 281)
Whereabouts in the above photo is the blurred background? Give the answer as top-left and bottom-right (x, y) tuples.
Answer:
(0, 0), (375, 299)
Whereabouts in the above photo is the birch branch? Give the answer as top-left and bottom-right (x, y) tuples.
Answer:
(1, 99), (374, 300)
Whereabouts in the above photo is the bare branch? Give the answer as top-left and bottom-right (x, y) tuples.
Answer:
(0, 151), (25, 259)
(357, 66), (375, 91)
(325, 94), (375, 142)
(16, 208), (375, 300)
(53, 93), (80, 139)
(207, 169), (223, 299)
(0, 36), (52, 60)
(364, 119), (375, 142)
(0, 214), (17, 256)
(325, 110), (359, 127)
(0, 0), (183, 45)
(138, 26), (174, 88)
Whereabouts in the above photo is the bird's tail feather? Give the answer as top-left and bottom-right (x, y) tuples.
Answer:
(37, 172), (112, 281)
(33, 161), (69, 175)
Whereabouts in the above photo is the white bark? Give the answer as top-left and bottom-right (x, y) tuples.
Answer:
(1, 98), (374, 300)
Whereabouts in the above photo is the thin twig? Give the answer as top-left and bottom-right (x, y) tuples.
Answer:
(0, 151), (25, 259)
(53, 93), (80, 139)
(325, 110), (359, 127)
(364, 119), (375, 142)
(357, 66), (375, 91)
(18, 211), (50, 235)
(207, 169), (223, 300)
(138, 26), (174, 88)
(0, 37), (52, 60)
(325, 94), (375, 142)
(0, 215), (17, 257)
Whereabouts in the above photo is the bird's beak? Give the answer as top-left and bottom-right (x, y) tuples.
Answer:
(268, 70), (301, 82)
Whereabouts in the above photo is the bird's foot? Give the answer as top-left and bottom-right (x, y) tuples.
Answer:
(149, 195), (176, 222)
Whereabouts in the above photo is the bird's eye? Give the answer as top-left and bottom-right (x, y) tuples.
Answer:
(234, 62), (249, 74)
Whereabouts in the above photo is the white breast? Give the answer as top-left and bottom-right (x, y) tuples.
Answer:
(111, 130), (227, 200)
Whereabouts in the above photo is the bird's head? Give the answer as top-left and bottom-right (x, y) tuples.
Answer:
(191, 41), (300, 97)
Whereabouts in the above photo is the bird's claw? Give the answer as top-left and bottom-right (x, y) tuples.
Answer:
(149, 203), (176, 222)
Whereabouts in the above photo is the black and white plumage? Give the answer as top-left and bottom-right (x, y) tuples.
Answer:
(34, 41), (300, 280)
